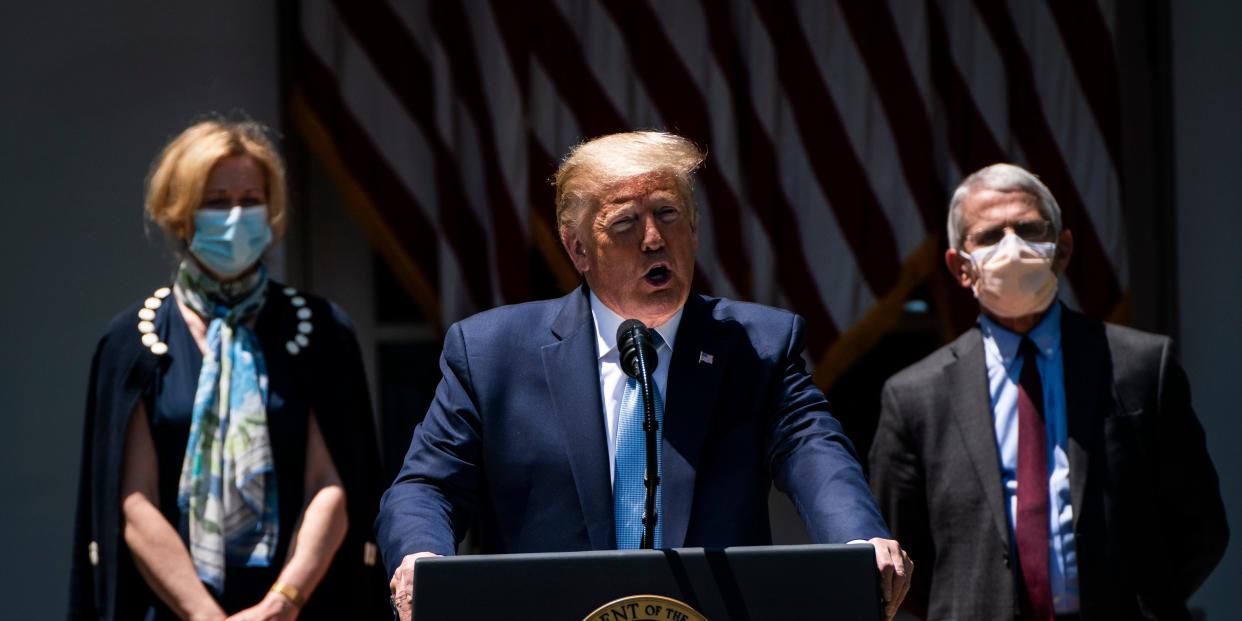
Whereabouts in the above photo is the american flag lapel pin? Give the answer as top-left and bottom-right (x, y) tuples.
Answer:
(698, 351), (714, 365)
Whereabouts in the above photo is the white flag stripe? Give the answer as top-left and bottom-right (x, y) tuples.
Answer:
(687, 191), (739, 302)
(1096, 0), (1118, 46)
(646, 0), (768, 299)
(389, 0), (515, 246)
(304, 6), (480, 321)
(795, 0), (928, 259)
(646, 0), (747, 206)
(438, 95), (508, 304)
(298, 0), (1128, 367)
(739, 0), (879, 325)
(938, 1), (1016, 156)
(395, 1), (540, 307)
(467, 3), (534, 229)
(548, 0), (743, 303)
(885, 2), (964, 204)
(528, 59), (585, 176)
(302, 6), (439, 226)
(1008, 0), (1127, 283)
(774, 93), (879, 326)
(560, 0), (666, 130)
(739, 209), (779, 306)
(886, 0), (936, 127)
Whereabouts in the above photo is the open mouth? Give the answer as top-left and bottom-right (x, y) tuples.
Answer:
(644, 264), (671, 286)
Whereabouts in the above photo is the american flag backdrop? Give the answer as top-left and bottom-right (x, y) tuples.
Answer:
(290, 0), (1128, 388)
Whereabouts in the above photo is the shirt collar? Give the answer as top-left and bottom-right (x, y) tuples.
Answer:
(979, 300), (1062, 364)
(590, 291), (682, 360)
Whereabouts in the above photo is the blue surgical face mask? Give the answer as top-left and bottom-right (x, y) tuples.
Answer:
(189, 205), (272, 279)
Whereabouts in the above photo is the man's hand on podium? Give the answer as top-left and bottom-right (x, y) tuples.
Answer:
(390, 552), (440, 621)
(868, 537), (913, 621)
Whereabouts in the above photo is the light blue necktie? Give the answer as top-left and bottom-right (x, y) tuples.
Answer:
(614, 335), (664, 549)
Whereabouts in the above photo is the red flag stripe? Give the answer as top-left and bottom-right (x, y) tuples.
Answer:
(596, 0), (753, 299)
(491, 0), (628, 137)
(331, 0), (496, 312)
(973, 0), (1123, 317)
(294, 0), (1133, 379)
(1045, 0), (1123, 170)
(698, 0), (843, 351)
(753, 0), (901, 298)
(293, 37), (441, 301)
(429, 1), (530, 303)
(926, 0), (1007, 170)
(837, 0), (947, 233)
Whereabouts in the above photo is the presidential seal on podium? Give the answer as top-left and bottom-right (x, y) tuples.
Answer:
(583, 595), (708, 621)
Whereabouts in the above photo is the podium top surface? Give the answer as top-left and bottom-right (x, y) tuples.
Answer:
(412, 544), (882, 620)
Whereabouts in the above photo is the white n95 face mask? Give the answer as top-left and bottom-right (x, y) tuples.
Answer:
(189, 205), (272, 279)
(961, 233), (1058, 319)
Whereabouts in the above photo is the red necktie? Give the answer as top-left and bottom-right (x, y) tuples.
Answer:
(1016, 337), (1053, 620)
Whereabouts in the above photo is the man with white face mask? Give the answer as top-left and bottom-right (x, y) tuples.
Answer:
(869, 164), (1228, 620)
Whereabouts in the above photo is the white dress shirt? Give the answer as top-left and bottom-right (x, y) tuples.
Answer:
(589, 292), (682, 487)
(589, 294), (872, 548)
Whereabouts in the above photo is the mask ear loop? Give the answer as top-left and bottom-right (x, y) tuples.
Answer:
(959, 249), (986, 299)
(958, 250), (977, 281)
(165, 227), (194, 285)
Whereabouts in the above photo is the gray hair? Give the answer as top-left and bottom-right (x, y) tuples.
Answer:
(946, 163), (1062, 249)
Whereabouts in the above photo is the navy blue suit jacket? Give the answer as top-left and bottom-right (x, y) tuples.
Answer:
(376, 287), (888, 576)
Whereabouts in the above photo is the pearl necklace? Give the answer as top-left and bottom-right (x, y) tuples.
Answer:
(136, 285), (315, 356)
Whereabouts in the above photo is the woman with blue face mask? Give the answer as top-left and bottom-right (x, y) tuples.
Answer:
(69, 120), (388, 620)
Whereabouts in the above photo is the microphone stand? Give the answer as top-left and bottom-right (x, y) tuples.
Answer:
(633, 331), (659, 550)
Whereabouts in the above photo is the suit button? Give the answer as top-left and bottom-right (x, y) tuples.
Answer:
(1002, 551), (1010, 568)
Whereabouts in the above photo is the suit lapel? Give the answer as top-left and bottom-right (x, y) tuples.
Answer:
(541, 288), (613, 550)
(1060, 309), (1103, 533)
(661, 295), (725, 547)
(946, 328), (1010, 546)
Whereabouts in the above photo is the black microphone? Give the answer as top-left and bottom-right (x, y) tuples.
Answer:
(617, 319), (659, 380)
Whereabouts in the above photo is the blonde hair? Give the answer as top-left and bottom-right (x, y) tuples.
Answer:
(145, 119), (288, 242)
(554, 131), (706, 232)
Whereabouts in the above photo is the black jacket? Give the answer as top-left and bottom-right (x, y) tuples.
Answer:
(69, 282), (388, 619)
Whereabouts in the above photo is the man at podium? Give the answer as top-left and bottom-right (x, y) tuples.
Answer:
(376, 131), (912, 621)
